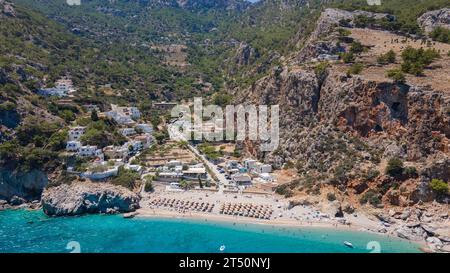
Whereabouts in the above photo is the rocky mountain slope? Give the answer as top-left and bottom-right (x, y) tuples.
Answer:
(234, 7), (450, 209)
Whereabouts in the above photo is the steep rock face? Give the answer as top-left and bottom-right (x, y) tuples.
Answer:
(235, 42), (260, 67)
(235, 64), (449, 197)
(41, 182), (140, 216)
(0, 169), (48, 202)
(418, 8), (450, 33)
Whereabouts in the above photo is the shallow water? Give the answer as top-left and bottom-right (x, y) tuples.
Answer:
(0, 209), (422, 253)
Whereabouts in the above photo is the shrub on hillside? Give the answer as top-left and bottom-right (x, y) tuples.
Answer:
(400, 46), (440, 76)
(429, 26), (450, 43)
(385, 157), (404, 177)
(386, 69), (406, 83)
(429, 179), (448, 195)
(377, 50), (396, 64)
(347, 63), (364, 75)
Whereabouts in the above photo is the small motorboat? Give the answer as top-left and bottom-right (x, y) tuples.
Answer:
(344, 241), (354, 248)
(219, 245), (226, 252)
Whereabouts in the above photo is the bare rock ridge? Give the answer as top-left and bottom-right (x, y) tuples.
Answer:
(41, 182), (140, 216)
(418, 8), (450, 33)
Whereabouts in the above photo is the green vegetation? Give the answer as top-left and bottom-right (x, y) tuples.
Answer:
(212, 92), (232, 107)
(400, 46), (440, 75)
(314, 61), (330, 78)
(111, 167), (139, 190)
(377, 50), (396, 64)
(341, 52), (355, 63)
(429, 26), (450, 43)
(359, 189), (381, 207)
(364, 169), (380, 182)
(386, 69), (406, 83)
(349, 41), (366, 54)
(334, 0), (450, 35)
(198, 143), (221, 161)
(429, 179), (449, 195)
(144, 176), (154, 192)
(385, 157), (404, 177)
(347, 63), (364, 75)
(80, 119), (125, 148)
(0, 101), (16, 111)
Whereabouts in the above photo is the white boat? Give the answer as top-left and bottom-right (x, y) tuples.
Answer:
(344, 241), (354, 248)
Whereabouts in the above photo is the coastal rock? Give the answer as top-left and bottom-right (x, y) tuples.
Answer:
(421, 224), (437, 236)
(41, 182), (140, 216)
(440, 245), (450, 253)
(0, 169), (48, 202)
(397, 227), (422, 241)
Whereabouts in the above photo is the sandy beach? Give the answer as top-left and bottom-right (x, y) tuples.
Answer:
(135, 186), (429, 250)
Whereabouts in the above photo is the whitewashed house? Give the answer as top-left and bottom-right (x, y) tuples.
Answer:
(66, 141), (81, 152)
(78, 145), (103, 158)
(107, 104), (141, 125)
(103, 145), (129, 159)
(81, 166), (119, 180)
(244, 159), (257, 170)
(38, 78), (76, 97)
(69, 126), (86, 141)
(182, 167), (207, 180)
(120, 128), (136, 137)
(83, 104), (100, 113)
(123, 140), (143, 152)
(252, 163), (272, 174)
(136, 123), (153, 134)
(231, 173), (252, 186)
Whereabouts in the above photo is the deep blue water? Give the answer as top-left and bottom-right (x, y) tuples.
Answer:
(0, 209), (422, 253)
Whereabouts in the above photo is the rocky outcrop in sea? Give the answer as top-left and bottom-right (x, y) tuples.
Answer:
(41, 182), (140, 216)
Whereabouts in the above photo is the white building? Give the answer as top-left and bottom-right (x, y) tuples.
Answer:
(125, 164), (143, 174)
(182, 167), (207, 180)
(123, 140), (143, 152)
(66, 141), (81, 152)
(106, 104), (141, 125)
(231, 173), (252, 186)
(106, 111), (134, 125)
(259, 173), (274, 182)
(120, 128), (136, 137)
(81, 166), (119, 180)
(167, 160), (182, 167)
(103, 145), (129, 159)
(157, 172), (183, 182)
(252, 163), (272, 174)
(38, 78), (76, 97)
(244, 159), (257, 170)
(69, 126), (86, 141)
(83, 104), (100, 113)
(136, 123), (153, 134)
(78, 145), (103, 158)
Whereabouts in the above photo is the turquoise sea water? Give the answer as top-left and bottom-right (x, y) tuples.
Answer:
(0, 209), (421, 253)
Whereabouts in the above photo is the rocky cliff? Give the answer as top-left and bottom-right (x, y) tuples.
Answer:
(0, 169), (48, 203)
(41, 182), (140, 216)
(233, 8), (450, 206)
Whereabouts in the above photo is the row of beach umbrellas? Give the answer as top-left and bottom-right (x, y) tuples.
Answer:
(219, 202), (273, 220)
(149, 197), (214, 213)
